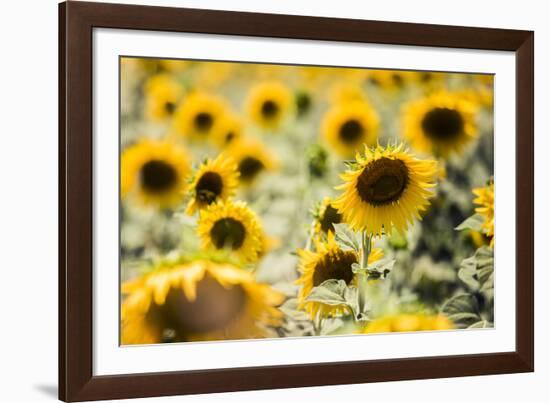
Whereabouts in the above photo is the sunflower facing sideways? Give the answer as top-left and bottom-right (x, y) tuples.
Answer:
(321, 101), (380, 158)
(313, 197), (343, 236)
(246, 81), (293, 130)
(121, 259), (284, 344)
(473, 180), (494, 248)
(172, 92), (227, 142)
(197, 200), (264, 263)
(402, 91), (479, 158)
(296, 233), (384, 320)
(226, 138), (278, 185)
(144, 73), (184, 122)
(333, 143), (438, 236)
(213, 113), (243, 147)
(121, 139), (191, 208)
(185, 154), (240, 215)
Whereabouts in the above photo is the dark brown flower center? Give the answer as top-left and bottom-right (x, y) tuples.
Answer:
(421, 107), (464, 141)
(339, 119), (364, 144)
(261, 100), (279, 119)
(238, 157), (264, 182)
(356, 157), (409, 206)
(312, 250), (357, 287)
(319, 204), (342, 233)
(195, 172), (223, 205)
(194, 112), (214, 132)
(164, 101), (176, 114)
(210, 218), (246, 250)
(140, 160), (178, 194)
(225, 131), (235, 144)
(146, 274), (246, 339)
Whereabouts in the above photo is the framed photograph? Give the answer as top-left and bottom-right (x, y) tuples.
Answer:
(59, 1), (534, 401)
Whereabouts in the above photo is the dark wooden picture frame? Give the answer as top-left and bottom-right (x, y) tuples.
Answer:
(59, 1), (534, 401)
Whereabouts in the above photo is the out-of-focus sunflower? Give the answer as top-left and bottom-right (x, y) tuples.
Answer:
(246, 81), (293, 130)
(214, 114), (243, 147)
(296, 233), (383, 320)
(197, 200), (264, 263)
(121, 139), (190, 208)
(473, 180), (494, 247)
(158, 59), (189, 73)
(366, 69), (413, 91)
(185, 154), (240, 215)
(121, 259), (284, 344)
(172, 92), (227, 142)
(313, 197), (343, 236)
(144, 74), (185, 122)
(361, 313), (454, 334)
(410, 71), (445, 89)
(333, 143), (437, 236)
(402, 91), (479, 158)
(328, 82), (368, 105)
(225, 138), (278, 185)
(321, 101), (380, 158)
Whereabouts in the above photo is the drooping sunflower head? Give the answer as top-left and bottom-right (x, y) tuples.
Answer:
(246, 81), (293, 130)
(225, 138), (278, 185)
(144, 74), (185, 122)
(313, 197), (343, 236)
(121, 259), (284, 344)
(321, 101), (380, 158)
(214, 114), (243, 147)
(333, 143), (438, 236)
(172, 92), (228, 142)
(121, 139), (191, 208)
(361, 313), (454, 334)
(197, 200), (264, 263)
(473, 180), (494, 248)
(402, 91), (479, 158)
(185, 154), (240, 215)
(296, 233), (383, 320)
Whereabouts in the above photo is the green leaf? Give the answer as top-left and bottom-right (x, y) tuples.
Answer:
(458, 247), (494, 296)
(455, 213), (485, 231)
(305, 279), (347, 306)
(441, 294), (481, 328)
(305, 279), (364, 321)
(333, 223), (359, 253)
(320, 318), (345, 335)
(468, 320), (492, 329)
(279, 298), (310, 321)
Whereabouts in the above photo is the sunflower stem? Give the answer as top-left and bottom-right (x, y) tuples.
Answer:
(358, 231), (373, 319)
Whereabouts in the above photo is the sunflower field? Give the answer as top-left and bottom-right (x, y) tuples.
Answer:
(120, 57), (495, 344)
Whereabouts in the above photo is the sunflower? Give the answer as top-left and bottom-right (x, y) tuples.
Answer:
(366, 69), (413, 91)
(185, 154), (240, 215)
(121, 139), (191, 208)
(313, 197), (343, 236)
(158, 59), (189, 73)
(121, 259), (284, 344)
(246, 81), (293, 130)
(321, 101), (380, 158)
(144, 74), (185, 122)
(473, 180), (494, 247)
(197, 200), (264, 263)
(225, 138), (278, 185)
(333, 143), (438, 236)
(172, 92), (227, 142)
(296, 233), (383, 320)
(402, 91), (479, 158)
(361, 313), (454, 334)
(213, 114), (243, 147)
